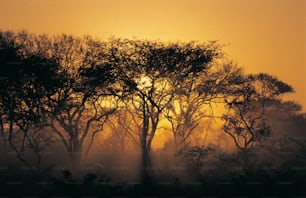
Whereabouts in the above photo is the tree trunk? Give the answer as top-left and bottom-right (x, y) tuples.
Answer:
(69, 140), (82, 173)
(0, 119), (5, 147)
(70, 151), (82, 173)
(173, 133), (185, 154)
(240, 149), (250, 174)
(0, 121), (8, 162)
(140, 110), (152, 184)
(141, 144), (151, 184)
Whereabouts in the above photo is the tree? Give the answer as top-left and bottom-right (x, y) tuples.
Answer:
(0, 32), (120, 171)
(9, 126), (55, 173)
(164, 63), (234, 153)
(112, 39), (220, 182)
(256, 99), (306, 167)
(222, 72), (293, 166)
(46, 36), (120, 171)
(0, 31), (62, 172)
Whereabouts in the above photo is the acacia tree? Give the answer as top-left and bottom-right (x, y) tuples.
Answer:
(110, 39), (220, 182)
(164, 63), (236, 153)
(222, 73), (293, 166)
(162, 63), (248, 174)
(45, 36), (120, 170)
(0, 31), (62, 172)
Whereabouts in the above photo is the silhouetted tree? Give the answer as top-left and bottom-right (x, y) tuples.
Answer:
(112, 39), (220, 182)
(0, 31), (62, 172)
(46, 36), (119, 170)
(257, 99), (306, 167)
(164, 63), (237, 153)
(222, 72), (293, 166)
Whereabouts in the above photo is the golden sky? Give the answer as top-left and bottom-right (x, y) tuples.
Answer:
(1, 0), (305, 109)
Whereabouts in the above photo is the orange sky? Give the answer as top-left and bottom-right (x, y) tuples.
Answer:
(1, 0), (305, 110)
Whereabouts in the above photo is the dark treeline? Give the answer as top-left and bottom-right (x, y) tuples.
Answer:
(0, 30), (305, 196)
